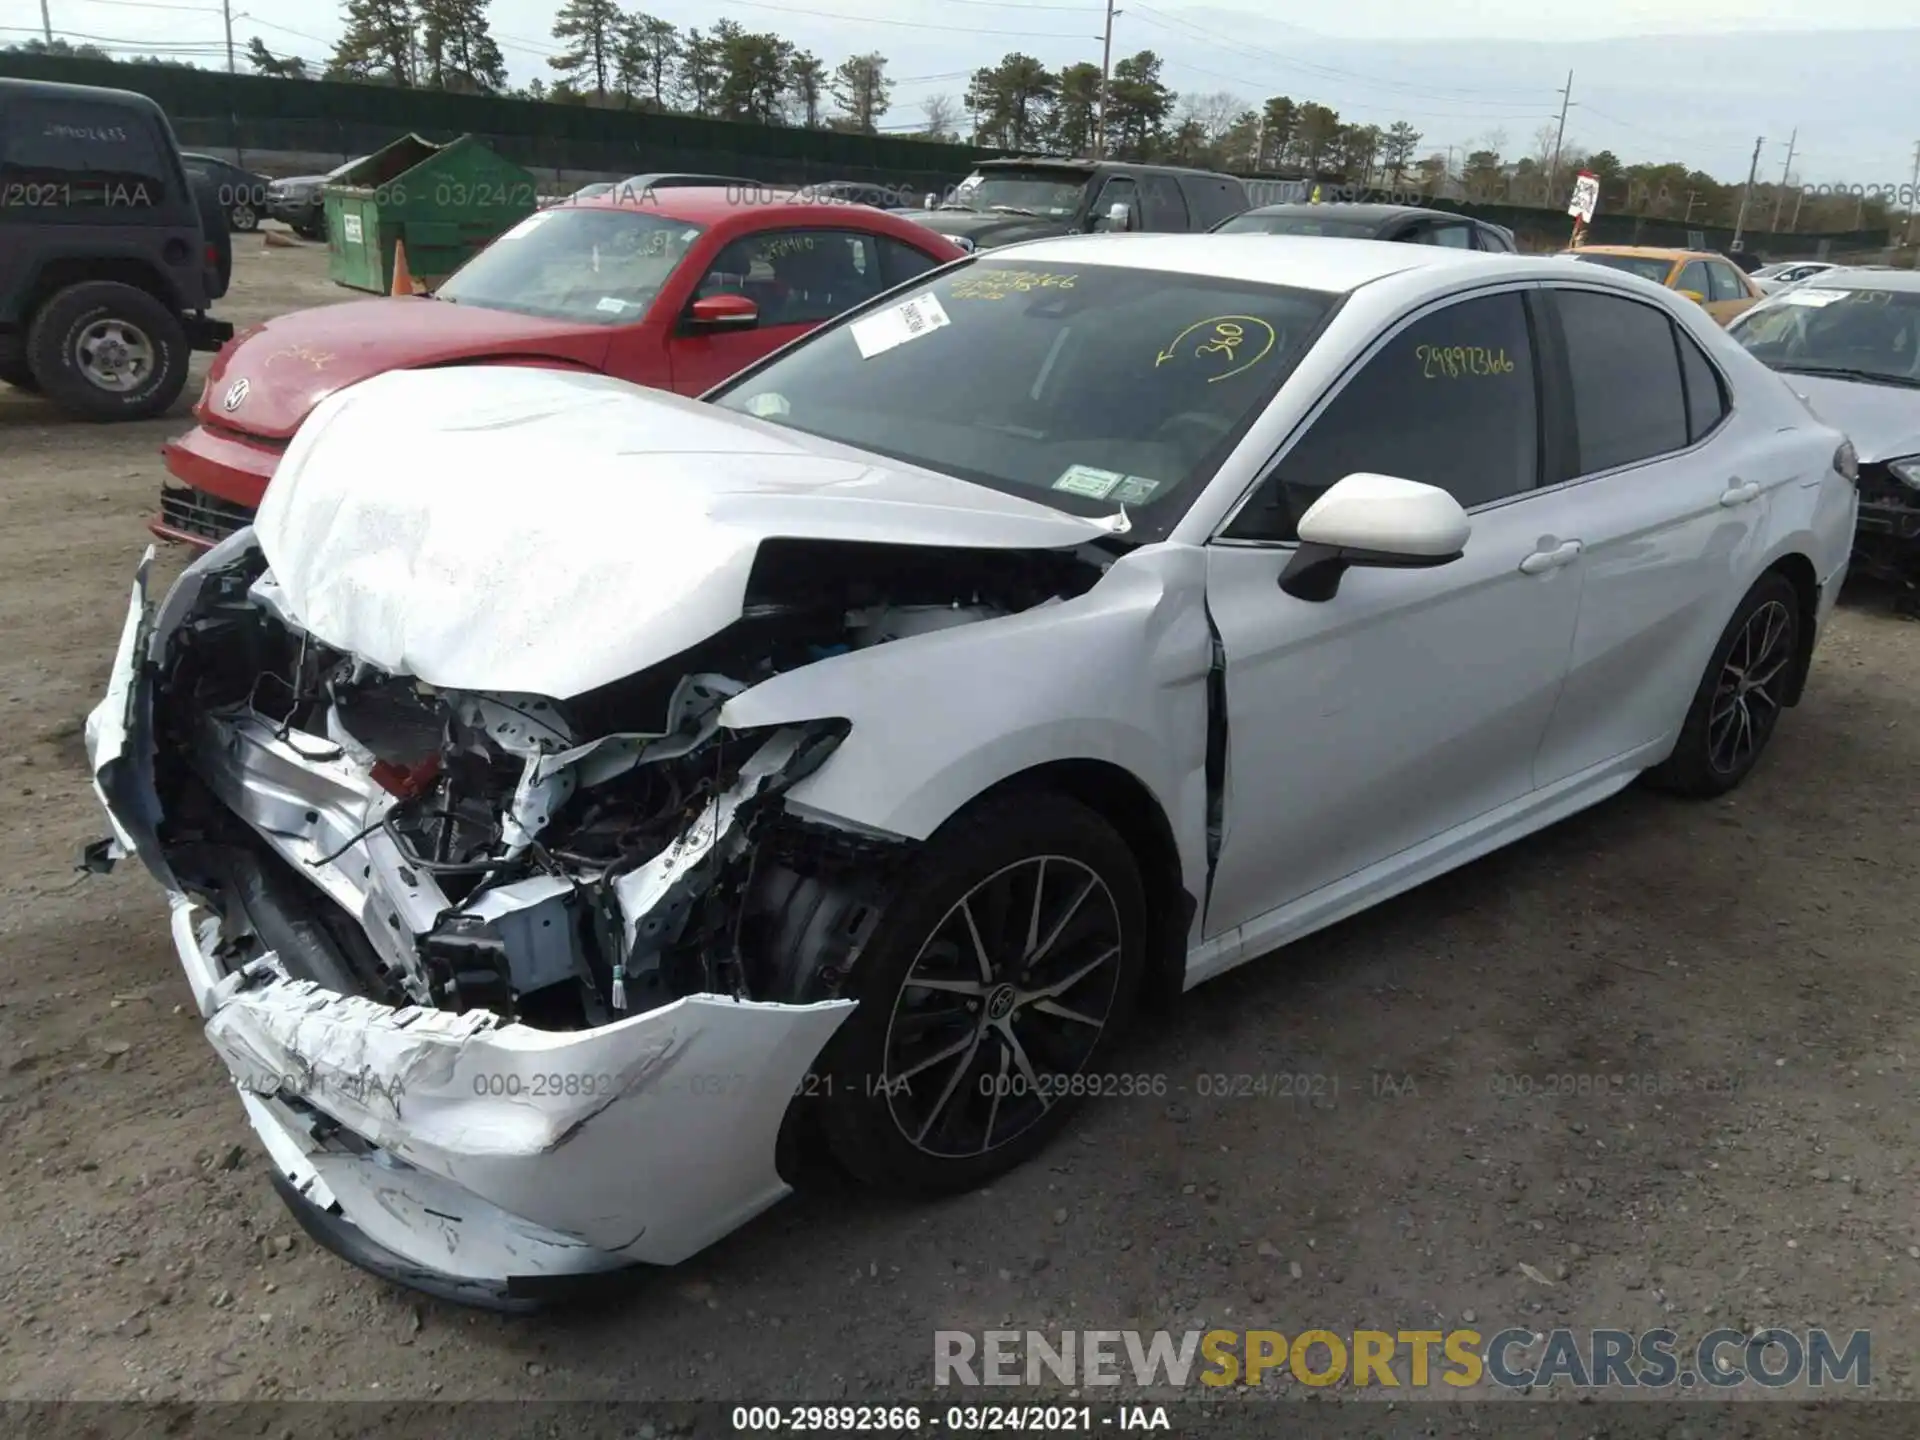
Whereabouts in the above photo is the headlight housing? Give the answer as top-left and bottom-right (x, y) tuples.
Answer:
(1888, 456), (1920, 490)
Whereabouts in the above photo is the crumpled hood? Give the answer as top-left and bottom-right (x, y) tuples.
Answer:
(1780, 372), (1920, 465)
(898, 209), (1073, 249)
(201, 296), (613, 442)
(255, 366), (1114, 698)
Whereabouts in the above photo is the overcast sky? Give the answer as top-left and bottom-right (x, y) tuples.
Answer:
(14, 0), (1914, 184)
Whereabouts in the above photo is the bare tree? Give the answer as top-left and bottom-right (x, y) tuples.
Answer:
(922, 93), (961, 141)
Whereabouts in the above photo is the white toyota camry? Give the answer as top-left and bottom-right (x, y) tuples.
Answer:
(86, 234), (1858, 1308)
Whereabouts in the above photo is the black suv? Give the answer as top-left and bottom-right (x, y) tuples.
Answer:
(899, 157), (1250, 250)
(1213, 202), (1519, 251)
(1, 78), (233, 420)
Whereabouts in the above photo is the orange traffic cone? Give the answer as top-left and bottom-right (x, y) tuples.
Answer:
(390, 239), (417, 296)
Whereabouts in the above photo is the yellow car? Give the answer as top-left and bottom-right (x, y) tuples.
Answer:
(1558, 246), (1765, 324)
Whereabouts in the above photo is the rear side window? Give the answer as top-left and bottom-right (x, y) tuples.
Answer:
(1181, 176), (1246, 229)
(1139, 173), (1190, 232)
(1553, 289), (1690, 473)
(1676, 326), (1729, 442)
(0, 96), (170, 210)
(1675, 260), (1709, 295)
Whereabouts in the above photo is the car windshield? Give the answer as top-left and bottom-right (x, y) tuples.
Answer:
(1729, 286), (1920, 387)
(435, 207), (706, 324)
(946, 169), (1089, 217)
(1214, 212), (1381, 238)
(1569, 253), (1675, 284)
(709, 258), (1339, 538)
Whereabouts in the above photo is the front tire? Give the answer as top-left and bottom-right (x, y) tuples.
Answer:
(25, 282), (190, 421)
(1645, 571), (1801, 797)
(231, 201), (260, 231)
(813, 792), (1147, 1195)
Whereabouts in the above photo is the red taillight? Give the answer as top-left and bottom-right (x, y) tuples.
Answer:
(205, 242), (218, 267)
(1834, 439), (1858, 484)
(370, 755), (440, 798)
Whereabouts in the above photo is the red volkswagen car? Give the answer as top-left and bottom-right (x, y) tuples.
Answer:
(155, 189), (967, 546)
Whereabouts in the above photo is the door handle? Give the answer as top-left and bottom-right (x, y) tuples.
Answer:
(1519, 540), (1582, 575)
(1719, 480), (1761, 506)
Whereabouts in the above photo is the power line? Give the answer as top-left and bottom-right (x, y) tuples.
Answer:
(689, 0), (1090, 39)
(1124, 1), (1555, 107)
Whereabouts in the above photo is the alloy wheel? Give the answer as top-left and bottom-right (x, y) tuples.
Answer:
(1708, 598), (1793, 775)
(73, 317), (154, 393)
(882, 856), (1124, 1159)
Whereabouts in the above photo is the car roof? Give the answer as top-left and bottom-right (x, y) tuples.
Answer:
(1235, 202), (1458, 224)
(0, 77), (166, 113)
(977, 233), (1542, 292)
(1795, 267), (1920, 293)
(583, 189), (835, 222)
(974, 156), (1233, 179)
(1570, 245), (1720, 262)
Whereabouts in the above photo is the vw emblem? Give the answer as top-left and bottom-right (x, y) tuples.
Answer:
(222, 377), (249, 412)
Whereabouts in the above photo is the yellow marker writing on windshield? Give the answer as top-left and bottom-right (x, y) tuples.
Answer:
(1155, 316), (1276, 382)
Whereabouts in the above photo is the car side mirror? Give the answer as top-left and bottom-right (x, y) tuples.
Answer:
(924, 191), (938, 209)
(1279, 473), (1471, 602)
(1098, 201), (1133, 232)
(1677, 289), (1706, 303)
(685, 293), (758, 330)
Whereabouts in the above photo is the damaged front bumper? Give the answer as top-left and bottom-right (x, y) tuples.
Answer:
(85, 541), (858, 1308)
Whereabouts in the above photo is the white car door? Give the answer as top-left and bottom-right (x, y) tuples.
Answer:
(1202, 285), (1586, 939)
(1528, 285), (1779, 788)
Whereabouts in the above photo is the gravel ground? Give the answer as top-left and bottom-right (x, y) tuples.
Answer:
(1, 235), (1917, 1437)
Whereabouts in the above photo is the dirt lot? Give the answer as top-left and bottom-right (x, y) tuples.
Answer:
(2, 236), (1918, 1430)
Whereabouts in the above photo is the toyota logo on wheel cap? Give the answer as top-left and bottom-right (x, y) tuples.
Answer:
(222, 378), (249, 412)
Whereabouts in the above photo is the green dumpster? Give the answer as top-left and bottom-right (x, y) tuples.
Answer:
(322, 133), (539, 294)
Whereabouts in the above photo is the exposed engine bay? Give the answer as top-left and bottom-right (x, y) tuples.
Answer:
(145, 534), (1107, 1032)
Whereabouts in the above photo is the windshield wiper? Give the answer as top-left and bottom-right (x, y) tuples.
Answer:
(987, 204), (1038, 216)
(1773, 364), (1920, 389)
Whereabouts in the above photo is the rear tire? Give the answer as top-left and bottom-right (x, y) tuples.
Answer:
(1644, 571), (1801, 798)
(809, 792), (1148, 1196)
(231, 201), (260, 232)
(25, 282), (190, 422)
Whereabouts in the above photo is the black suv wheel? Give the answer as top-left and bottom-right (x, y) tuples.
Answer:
(25, 281), (190, 421)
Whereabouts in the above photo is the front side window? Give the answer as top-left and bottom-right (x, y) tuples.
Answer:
(1729, 287), (1920, 387)
(435, 207), (706, 324)
(1424, 222), (1473, 248)
(879, 235), (943, 287)
(710, 259), (1339, 540)
(1552, 289), (1691, 474)
(1706, 262), (1746, 302)
(1674, 260), (1710, 296)
(696, 229), (884, 326)
(1226, 291), (1539, 542)
(1091, 176), (1140, 230)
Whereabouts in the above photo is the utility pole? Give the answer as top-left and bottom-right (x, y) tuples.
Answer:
(222, 0), (235, 73)
(1683, 189), (1698, 221)
(1905, 139), (1920, 246)
(1790, 185), (1806, 231)
(1769, 127), (1795, 232)
(1730, 134), (1763, 252)
(1547, 69), (1573, 200)
(1092, 0), (1117, 162)
(40, 0), (53, 44)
